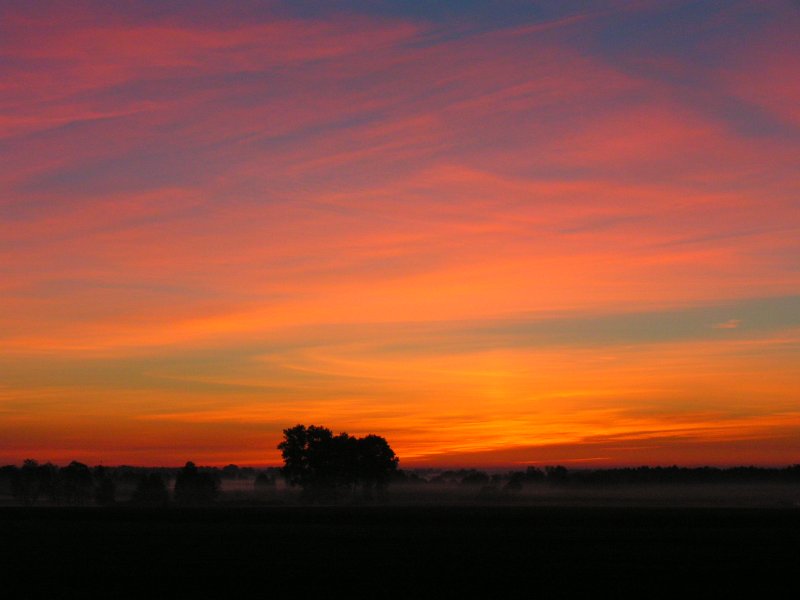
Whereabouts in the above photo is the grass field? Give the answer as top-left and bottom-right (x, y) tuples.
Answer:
(2, 506), (798, 596)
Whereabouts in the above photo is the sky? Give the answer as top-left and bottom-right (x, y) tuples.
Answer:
(1, 0), (799, 467)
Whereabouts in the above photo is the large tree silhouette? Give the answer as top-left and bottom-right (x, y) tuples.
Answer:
(278, 424), (398, 501)
(357, 434), (399, 500)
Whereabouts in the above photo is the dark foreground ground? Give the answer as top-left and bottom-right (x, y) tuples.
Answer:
(2, 506), (799, 597)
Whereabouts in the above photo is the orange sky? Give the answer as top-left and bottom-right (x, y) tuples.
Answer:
(1, 1), (799, 467)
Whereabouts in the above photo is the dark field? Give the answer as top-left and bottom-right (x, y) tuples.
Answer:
(2, 506), (799, 596)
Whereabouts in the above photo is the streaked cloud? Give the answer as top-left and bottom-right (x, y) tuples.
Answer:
(713, 319), (742, 330)
(1, 1), (798, 465)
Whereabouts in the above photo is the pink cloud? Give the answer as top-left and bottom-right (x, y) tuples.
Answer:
(1, 3), (799, 464)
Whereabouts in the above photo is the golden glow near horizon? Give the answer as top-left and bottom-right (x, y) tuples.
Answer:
(1, 2), (799, 466)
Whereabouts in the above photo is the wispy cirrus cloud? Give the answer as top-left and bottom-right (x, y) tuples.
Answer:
(1, 1), (798, 465)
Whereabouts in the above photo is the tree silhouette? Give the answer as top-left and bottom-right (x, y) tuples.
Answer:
(279, 424), (331, 488)
(132, 473), (169, 506)
(254, 471), (276, 493)
(11, 459), (56, 506)
(174, 461), (219, 505)
(504, 471), (525, 493)
(60, 461), (94, 505)
(278, 424), (398, 501)
(11, 460), (38, 506)
(221, 464), (241, 479)
(357, 434), (399, 500)
(93, 465), (116, 506)
(546, 465), (569, 484)
(460, 470), (491, 486)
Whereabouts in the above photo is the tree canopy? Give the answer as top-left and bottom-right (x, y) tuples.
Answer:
(277, 424), (398, 501)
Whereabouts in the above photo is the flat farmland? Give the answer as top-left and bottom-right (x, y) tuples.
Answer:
(1, 506), (798, 596)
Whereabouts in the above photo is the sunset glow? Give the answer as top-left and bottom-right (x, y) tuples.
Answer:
(2, 1), (799, 466)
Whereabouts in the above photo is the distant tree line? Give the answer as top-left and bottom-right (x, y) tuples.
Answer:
(0, 424), (401, 506)
(2, 449), (799, 507)
(0, 460), (279, 507)
(405, 464), (800, 490)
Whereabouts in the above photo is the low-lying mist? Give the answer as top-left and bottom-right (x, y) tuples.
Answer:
(2, 462), (799, 508)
